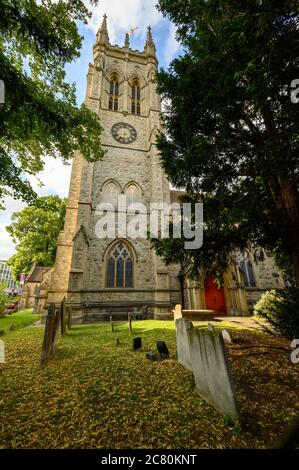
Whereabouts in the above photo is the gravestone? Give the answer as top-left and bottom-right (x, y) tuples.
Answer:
(188, 328), (240, 424)
(173, 304), (182, 321)
(146, 351), (157, 361)
(115, 337), (120, 345)
(175, 318), (193, 371)
(222, 329), (232, 343)
(0, 339), (5, 363)
(133, 337), (142, 350)
(157, 341), (169, 359)
(208, 323), (215, 333)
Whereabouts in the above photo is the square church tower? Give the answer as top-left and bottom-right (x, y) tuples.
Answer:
(47, 15), (181, 321)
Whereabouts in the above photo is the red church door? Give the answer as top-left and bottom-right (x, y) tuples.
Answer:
(204, 276), (227, 314)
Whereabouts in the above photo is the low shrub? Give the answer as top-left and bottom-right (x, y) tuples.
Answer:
(254, 288), (299, 340)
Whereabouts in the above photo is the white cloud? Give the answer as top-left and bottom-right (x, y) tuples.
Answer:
(28, 158), (72, 198)
(0, 158), (72, 259)
(163, 21), (181, 66)
(86, 0), (162, 44)
(0, 223), (17, 260)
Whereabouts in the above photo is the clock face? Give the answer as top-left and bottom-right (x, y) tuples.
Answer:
(111, 122), (137, 144)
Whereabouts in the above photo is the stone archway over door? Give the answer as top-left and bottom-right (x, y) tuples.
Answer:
(204, 276), (227, 314)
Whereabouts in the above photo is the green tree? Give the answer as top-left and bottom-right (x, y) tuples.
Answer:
(0, 0), (104, 207)
(154, 0), (299, 284)
(0, 282), (9, 316)
(6, 195), (66, 279)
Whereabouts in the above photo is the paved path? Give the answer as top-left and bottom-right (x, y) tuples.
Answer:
(215, 316), (268, 330)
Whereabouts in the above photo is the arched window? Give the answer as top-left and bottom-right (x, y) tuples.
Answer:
(239, 256), (256, 287)
(132, 79), (141, 115)
(125, 183), (141, 205)
(109, 74), (119, 111)
(102, 181), (120, 208)
(106, 242), (133, 288)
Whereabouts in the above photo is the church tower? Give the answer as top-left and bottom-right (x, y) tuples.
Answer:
(47, 16), (181, 321)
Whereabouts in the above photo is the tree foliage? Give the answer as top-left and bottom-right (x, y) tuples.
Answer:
(254, 288), (299, 340)
(154, 0), (299, 284)
(0, 0), (104, 206)
(0, 282), (10, 316)
(6, 195), (66, 279)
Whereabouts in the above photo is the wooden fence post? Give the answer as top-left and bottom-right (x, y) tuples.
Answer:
(41, 304), (55, 364)
(110, 315), (114, 332)
(128, 314), (132, 335)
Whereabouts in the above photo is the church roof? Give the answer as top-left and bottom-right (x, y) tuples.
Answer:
(170, 190), (186, 204)
(26, 265), (51, 283)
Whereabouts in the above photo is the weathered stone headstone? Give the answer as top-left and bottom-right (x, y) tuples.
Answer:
(175, 318), (193, 371)
(133, 337), (141, 350)
(188, 328), (240, 424)
(157, 341), (169, 359)
(60, 297), (67, 336)
(208, 323), (215, 333)
(173, 304), (182, 321)
(0, 339), (5, 363)
(51, 307), (61, 354)
(222, 329), (232, 343)
(115, 336), (120, 345)
(41, 303), (56, 364)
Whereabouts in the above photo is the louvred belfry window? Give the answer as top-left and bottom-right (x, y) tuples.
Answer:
(109, 74), (119, 111)
(132, 79), (140, 115)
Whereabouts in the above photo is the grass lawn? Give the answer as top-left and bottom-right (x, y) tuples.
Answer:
(0, 309), (39, 335)
(0, 320), (298, 449)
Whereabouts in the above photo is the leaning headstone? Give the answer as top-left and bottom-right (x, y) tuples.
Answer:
(222, 329), (232, 343)
(115, 337), (120, 345)
(133, 337), (142, 350)
(51, 307), (61, 354)
(0, 340), (5, 363)
(41, 304), (56, 364)
(60, 297), (67, 336)
(208, 323), (215, 333)
(157, 341), (169, 359)
(146, 351), (157, 361)
(176, 318), (193, 371)
(188, 328), (240, 424)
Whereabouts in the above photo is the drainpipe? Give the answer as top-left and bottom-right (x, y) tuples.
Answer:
(178, 270), (186, 310)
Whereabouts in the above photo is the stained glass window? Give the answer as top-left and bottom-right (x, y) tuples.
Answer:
(106, 242), (133, 288)
(240, 257), (256, 287)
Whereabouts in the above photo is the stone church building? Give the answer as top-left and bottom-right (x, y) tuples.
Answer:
(45, 16), (285, 322)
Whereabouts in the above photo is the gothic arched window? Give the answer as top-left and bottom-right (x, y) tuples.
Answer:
(239, 257), (256, 287)
(132, 79), (141, 115)
(125, 183), (141, 205)
(109, 74), (119, 111)
(106, 242), (133, 288)
(102, 181), (120, 208)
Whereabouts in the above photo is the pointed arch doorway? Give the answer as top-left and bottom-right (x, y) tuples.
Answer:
(204, 276), (227, 314)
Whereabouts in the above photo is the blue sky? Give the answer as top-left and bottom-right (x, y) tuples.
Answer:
(0, 1), (183, 260)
